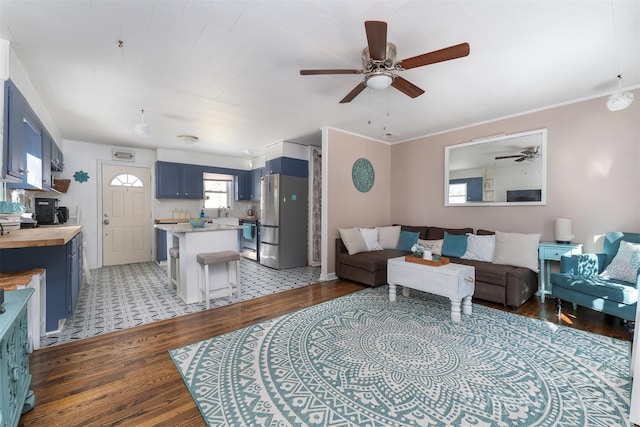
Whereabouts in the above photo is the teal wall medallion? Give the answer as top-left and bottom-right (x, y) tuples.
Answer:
(352, 158), (375, 193)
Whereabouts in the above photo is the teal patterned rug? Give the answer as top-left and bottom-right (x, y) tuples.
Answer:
(169, 286), (632, 427)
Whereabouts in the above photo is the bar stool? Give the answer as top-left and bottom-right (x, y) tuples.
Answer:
(197, 250), (241, 309)
(168, 247), (180, 290)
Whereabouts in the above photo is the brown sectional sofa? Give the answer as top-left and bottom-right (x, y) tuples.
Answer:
(335, 225), (538, 308)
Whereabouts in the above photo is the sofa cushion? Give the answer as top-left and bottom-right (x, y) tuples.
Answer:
(426, 227), (473, 240)
(359, 227), (383, 251)
(461, 233), (495, 262)
(396, 231), (420, 251)
(442, 232), (468, 257)
(376, 226), (401, 249)
(492, 231), (541, 272)
(338, 249), (408, 272)
(551, 273), (639, 305)
(399, 225), (429, 240)
(418, 239), (443, 256)
(476, 229), (495, 235)
(338, 227), (368, 255)
(453, 258), (517, 287)
(600, 240), (640, 283)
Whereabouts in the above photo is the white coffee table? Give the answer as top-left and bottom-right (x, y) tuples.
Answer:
(387, 256), (475, 322)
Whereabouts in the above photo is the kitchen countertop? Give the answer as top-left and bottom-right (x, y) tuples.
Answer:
(0, 225), (83, 249)
(0, 268), (45, 291)
(154, 223), (243, 233)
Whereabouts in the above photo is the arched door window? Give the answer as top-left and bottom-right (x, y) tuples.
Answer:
(110, 173), (144, 187)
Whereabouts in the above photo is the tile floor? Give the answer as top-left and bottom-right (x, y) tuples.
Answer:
(41, 259), (320, 347)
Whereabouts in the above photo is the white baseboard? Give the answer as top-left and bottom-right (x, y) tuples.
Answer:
(319, 272), (337, 282)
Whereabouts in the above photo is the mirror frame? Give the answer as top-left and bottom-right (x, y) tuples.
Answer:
(444, 128), (547, 207)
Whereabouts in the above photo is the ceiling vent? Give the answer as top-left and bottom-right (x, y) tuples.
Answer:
(112, 149), (135, 162)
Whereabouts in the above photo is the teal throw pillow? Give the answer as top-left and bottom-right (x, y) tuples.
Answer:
(396, 231), (420, 251)
(442, 232), (468, 257)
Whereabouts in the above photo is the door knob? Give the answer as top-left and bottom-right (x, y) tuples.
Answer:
(103, 219), (109, 225)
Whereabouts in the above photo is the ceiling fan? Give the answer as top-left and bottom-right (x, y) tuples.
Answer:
(495, 146), (541, 162)
(300, 21), (470, 103)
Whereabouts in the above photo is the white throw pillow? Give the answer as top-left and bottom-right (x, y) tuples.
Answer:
(359, 228), (383, 251)
(600, 240), (640, 283)
(418, 239), (443, 256)
(461, 234), (496, 262)
(492, 231), (541, 272)
(339, 227), (368, 255)
(376, 226), (401, 249)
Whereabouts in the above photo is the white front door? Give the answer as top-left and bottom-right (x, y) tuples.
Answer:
(102, 164), (152, 266)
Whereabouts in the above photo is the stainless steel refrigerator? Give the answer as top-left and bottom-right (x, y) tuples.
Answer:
(259, 174), (308, 269)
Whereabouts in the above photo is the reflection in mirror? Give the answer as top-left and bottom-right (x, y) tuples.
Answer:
(444, 128), (547, 206)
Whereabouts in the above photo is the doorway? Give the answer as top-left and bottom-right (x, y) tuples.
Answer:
(101, 164), (152, 266)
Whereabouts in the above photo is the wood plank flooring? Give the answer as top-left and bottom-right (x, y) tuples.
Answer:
(19, 280), (633, 426)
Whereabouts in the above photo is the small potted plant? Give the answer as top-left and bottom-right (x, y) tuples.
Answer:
(411, 244), (424, 258)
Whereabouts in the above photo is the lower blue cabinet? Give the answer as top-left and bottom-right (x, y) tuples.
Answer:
(0, 232), (83, 332)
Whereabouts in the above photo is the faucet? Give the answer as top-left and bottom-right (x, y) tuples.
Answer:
(217, 206), (227, 218)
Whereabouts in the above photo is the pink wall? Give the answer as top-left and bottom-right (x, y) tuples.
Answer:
(325, 92), (638, 275)
(390, 91), (639, 253)
(326, 128), (391, 273)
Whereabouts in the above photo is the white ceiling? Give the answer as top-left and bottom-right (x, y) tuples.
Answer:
(1, 1), (638, 159)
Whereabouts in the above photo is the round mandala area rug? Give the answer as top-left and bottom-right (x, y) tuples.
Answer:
(170, 286), (631, 427)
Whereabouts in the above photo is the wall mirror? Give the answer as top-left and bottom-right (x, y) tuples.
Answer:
(444, 128), (547, 206)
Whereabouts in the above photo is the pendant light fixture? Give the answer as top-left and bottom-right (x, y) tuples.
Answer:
(606, 75), (634, 111)
(134, 109), (151, 137)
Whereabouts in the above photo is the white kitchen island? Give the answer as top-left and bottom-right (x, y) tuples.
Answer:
(155, 223), (243, 304)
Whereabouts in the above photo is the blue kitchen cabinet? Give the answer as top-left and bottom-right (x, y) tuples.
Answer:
(249, 167), (264, 200)
(156, 161), (204, 199)
(3, 80), (43, 189)
(0, 232), (84, 332)
(235, 170), (251, 201)
(156, 227), (167, 263)
(265, 157), (308, 178)
(40, 128), (53, 191)
(50, 139), (64, 172)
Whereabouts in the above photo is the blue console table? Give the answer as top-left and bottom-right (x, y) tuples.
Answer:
(538, 242), (583, 302)
(0, 288), (35, 426)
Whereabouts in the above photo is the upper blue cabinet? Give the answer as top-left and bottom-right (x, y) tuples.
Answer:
(4, 80), (43, 190)
(2, 79), (62, 190)
(156, 161), (204, 199)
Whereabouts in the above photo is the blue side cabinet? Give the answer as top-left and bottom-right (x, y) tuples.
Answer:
(0, 233), (83, 332)
(0, 288), (36, 426)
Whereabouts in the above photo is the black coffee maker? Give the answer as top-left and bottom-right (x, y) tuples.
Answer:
(35, 198), (59, 224)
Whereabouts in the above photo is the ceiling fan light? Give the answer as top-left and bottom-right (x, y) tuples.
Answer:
(366, 73), (393, 90)
(606, 91), (634, 111)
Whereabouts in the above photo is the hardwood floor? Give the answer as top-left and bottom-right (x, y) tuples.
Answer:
(19, 280), (632, 426)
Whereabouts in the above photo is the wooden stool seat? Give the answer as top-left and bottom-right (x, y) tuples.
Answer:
(197, 250), (241, 309)
(169, 247), (180, 290)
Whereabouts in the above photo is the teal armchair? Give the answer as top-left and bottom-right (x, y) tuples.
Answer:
(551, 232), (640, 337)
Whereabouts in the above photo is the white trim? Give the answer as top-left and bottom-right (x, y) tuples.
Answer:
(396, 88), (640, 145)
(320, 127), (330, 281)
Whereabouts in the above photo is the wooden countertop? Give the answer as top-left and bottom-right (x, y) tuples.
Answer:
(0, 225), (83, 249)
(0, 268), (45, 291)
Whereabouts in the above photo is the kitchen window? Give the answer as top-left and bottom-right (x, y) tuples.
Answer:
(203, 173), (232, 209)
(448, 183), (467, 204)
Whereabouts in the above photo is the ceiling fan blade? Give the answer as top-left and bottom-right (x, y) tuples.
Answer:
(495, 155), (523, 160)
(391, 76), (425, 98)
(339, 82), (367, 103)
(300, 69), (363, 75)
(515, 157), (526, 162)
(398, 42), (470, 70)
(365, 21), (387, 60)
